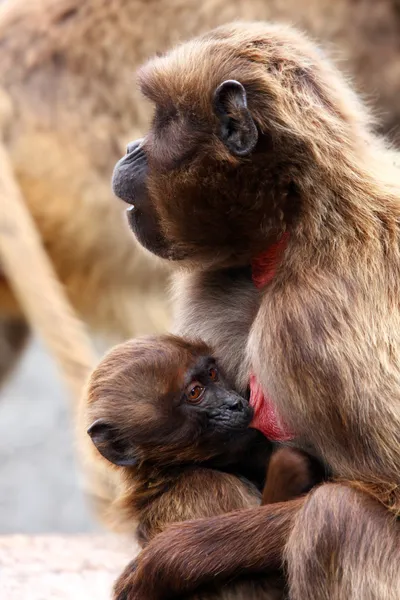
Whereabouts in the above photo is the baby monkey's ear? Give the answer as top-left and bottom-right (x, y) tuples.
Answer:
(87, 419), (138, 467)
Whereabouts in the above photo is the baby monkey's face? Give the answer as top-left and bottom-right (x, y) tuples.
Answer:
(178, 353), (251, 430)
(86, 336), (254, 468)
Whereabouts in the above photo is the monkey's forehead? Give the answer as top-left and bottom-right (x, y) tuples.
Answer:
(137, 21), (321, 110)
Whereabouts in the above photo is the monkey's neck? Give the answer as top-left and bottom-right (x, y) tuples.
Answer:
(254, 160), (400, 281)
(124, 462), (196, 511)
(289, 147), (400, 262)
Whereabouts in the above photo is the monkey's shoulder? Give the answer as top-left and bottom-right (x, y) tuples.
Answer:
(163, 467), (260, 513)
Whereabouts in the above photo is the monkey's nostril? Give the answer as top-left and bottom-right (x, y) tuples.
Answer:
(228, 399), (243, 412)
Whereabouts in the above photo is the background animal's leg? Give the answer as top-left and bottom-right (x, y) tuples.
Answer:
(0, 142), (96, 402)
(0, 316), (30, 388)
(286, 483), (400, 600)
(0, 143), (124, 526)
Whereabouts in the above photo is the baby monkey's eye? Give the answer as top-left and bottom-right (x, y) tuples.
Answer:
(209, 367), (218, 382)
(186, 382), (205, 403)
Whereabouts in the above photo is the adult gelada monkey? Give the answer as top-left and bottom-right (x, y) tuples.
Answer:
(86, 335), (323, 599)
(112, 22), (400, 600)
(2, 0), (400, 386)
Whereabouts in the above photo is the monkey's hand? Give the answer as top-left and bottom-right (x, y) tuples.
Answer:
(113, 499), (303, 600)
(262, 447), (326, 505)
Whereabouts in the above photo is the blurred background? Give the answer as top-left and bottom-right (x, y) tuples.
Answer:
(0, 339), (97, 532)
(1, 0), (400, 535)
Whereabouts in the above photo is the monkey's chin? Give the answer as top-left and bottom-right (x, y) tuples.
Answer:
(125, 209), (170, 259)
(126, 209), (189, 261)
(212, 409), (253, 433)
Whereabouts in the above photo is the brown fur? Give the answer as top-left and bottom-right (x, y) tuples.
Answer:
(85, 335), (322, 599)
(0, 317), (29, 384)
(2, 0), (400, 382)
(261, 447), (321, 506)
(110, 22), (400, 599)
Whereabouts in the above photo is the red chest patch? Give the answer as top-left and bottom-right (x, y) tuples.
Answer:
(249, 375), (293, 442)
(251, 231), (290, 290)
(249, 232), (294, 442)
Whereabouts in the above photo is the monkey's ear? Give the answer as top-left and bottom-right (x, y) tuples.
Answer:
(87, 419), (138, 467)
(213, 80), (258, 157)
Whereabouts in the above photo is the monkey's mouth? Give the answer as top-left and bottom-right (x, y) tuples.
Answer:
(209, 406), (253, 432)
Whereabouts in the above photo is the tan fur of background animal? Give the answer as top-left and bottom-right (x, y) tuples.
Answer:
(1, 0), (400, 384)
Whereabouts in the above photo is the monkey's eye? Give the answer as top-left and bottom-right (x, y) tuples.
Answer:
(185, 382), (205, 403)
(209, 367), (218, 382)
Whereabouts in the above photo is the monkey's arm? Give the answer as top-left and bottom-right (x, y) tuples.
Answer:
(114, 482), (400, 600)
(114, 496), (303, 600)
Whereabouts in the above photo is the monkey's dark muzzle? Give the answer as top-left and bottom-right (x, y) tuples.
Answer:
(210, 392), (254, 432)
(112, 139), (172, 258)
(112, 138), (147, 207)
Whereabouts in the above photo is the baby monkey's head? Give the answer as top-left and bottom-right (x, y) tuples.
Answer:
(86, 335), (253, 468)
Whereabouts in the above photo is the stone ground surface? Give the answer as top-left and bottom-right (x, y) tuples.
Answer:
(0, 534), (137, 600)
(0, 337), (98, 533)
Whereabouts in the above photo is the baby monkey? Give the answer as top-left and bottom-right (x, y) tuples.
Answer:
(85, 335), (322, 598)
